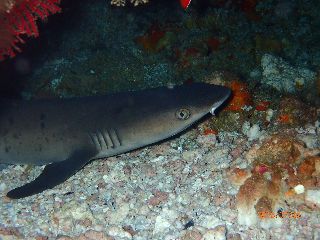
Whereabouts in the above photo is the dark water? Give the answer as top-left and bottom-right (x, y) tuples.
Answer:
(0, 0), (319, 104)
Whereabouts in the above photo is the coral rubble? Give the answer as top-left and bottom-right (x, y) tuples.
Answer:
(235, 134), (320, 228)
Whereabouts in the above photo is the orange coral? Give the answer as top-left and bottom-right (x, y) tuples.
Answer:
(277, 114), (293, 124)
(255, 101), (271, 111)
(225, 80), (252, 111)
(297, 156), (320, 188)
(298, 156), (317, 176)
(277, 97), (317, 126)
(203, 128), (218, 135)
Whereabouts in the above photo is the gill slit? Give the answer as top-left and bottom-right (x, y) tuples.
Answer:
(89, 128), (121, 151)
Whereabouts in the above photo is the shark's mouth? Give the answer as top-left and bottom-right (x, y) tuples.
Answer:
(209, 90), (231, 115)
(210, 99), (226, 115)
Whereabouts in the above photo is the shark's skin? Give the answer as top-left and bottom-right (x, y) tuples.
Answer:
(0, 83), (231, 199)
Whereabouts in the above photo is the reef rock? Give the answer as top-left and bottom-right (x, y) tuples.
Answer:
(261, 54), (316, 93)
(235, 134), (320, 228)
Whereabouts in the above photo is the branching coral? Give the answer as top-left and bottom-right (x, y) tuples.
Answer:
(0, 0), (147, 59)
(110, 0), (148, 7)
(0, 0), (188, 60)
(0, 0), (61, 60)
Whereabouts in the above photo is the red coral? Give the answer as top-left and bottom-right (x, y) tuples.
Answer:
(0, 0), (61, 60)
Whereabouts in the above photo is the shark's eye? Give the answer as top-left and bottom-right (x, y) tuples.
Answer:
(175, 108), (190, 120)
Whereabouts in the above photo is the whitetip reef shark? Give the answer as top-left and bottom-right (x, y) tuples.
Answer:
(0, 83), (230, 199)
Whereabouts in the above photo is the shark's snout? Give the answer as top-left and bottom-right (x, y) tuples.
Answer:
(178, 83), (231, 117)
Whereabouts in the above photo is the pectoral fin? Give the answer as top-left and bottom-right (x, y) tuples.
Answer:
(7, 148), (97, 199)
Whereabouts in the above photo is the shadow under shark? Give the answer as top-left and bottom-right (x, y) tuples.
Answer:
(0, 82), (231, 199)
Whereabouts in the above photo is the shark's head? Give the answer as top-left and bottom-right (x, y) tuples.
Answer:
(159, 82), (231, 135)
(128, 82), (231, 144)
(168, 82), (231, 117)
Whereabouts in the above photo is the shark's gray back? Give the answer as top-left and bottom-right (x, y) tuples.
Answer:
(0, 90), (161, 164)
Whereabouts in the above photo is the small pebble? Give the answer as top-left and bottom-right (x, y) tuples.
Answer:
(202, 225), (226, 240)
